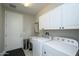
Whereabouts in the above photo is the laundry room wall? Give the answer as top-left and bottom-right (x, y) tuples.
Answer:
(0, 4), (5, 53)
(23, 14), (35, 39)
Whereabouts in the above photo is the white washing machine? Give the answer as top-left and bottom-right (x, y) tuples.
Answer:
(42, 37), (78, 56)
(30, 36), (51, 56)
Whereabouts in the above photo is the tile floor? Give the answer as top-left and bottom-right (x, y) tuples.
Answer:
(0, 49), (33, 56)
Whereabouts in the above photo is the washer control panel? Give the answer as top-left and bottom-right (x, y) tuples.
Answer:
(53, 37), (78, 48)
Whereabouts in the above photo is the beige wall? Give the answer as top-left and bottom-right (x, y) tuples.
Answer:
(23, 14), (35, 39)
(0, 4), (5, 53)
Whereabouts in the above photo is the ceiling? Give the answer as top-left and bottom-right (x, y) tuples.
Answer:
(2, 3), (62, 16)
(3, 3), (49, 15)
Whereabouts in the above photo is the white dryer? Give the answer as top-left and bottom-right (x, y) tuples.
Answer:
(42, 37), (78, 56)
(30, 37), (51, 56)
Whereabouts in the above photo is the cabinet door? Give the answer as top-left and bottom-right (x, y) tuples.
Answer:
(49, 5), (62, 29)
(39, 12), (50, 30)
(39, 15), (44, 30)
(62, 3), (79, 29)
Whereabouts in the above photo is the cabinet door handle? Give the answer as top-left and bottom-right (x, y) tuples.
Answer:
(62, 27), (64, 29)
(59, 27), (61, 29)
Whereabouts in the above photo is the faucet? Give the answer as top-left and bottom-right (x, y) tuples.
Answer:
(44, 32), (51, 39)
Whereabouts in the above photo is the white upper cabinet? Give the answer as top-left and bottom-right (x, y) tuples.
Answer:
(39, 5), (62, 30)
(39, 3), (79, 30)
(62, 4), (79, 29)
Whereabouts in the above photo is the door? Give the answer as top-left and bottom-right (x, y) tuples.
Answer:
(62, 3), (79, 29)
(5, 10), (23, 51)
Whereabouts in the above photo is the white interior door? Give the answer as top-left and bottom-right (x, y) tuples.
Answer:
(5, 10), (23, 51)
